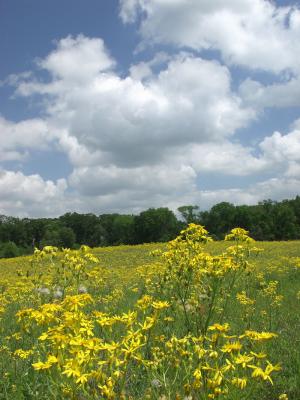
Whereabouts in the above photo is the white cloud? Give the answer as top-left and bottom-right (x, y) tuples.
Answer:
(58, 134), (103, 167)
(239, 75), (300, 108)
(58, 122), (300, 215)
(129, 52), (170, 81)
(185, 142), (268, 176)
(188, 176), (300, 209)
(0, 170), (67, 217)
(119, 0), (140, 24)
(285, 162), (300, 178)
(69, 163), (196, 196)
(39, 35), (115, 82)
(3, 33), (300, 217)
(259, 128), (300, 164)
(248, 176), (300, 202)
(119, 1), (300, 126)
(0, 117), (53, 162)
(12, 37), (254, 168)
(120, 0), (300, 73)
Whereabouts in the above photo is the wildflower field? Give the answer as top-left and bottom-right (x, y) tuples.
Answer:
(0, 225), (299, 400)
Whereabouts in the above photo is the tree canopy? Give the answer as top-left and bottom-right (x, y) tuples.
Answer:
(1, 196), (300, 258)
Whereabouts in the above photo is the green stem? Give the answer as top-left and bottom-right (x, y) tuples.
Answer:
(219, 270), (238, 325)
(203, 279), (219, 335)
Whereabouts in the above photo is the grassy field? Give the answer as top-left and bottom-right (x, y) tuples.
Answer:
(0, 226), (300, 400)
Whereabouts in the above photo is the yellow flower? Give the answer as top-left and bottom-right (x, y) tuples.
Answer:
(208, 323), (230, 332)
(236, 291), (255, 306)
(152, 300), (170, 310)
(225, 228), (254, 242)
(231, 377), (247, 389)
(62, 294), (93, 312)
(76, 374), (89, 385)
(139, 316), (155, 331)
(62, 363), (81, 378)
(221, 341), (242, 353)
(13, 349), (33, 359)
(32, 354), (58, 370)
(250, 351), (267, 359)
(279, 394), (288, 400)
(248, 362), (281, 385)
(241, 330), (277, 341)
(47, 355), (59, 364)
(32, 361), (52, 370)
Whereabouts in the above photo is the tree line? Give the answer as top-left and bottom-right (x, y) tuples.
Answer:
(1, 196), (300, 258)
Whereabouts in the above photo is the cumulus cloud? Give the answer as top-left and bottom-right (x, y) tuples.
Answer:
(12, 36), (254, 169)
(120, 0), (300, 74)
(120, 0), (300, 118)
(3, 32), (300, 217)
(239, 76), (300, 109)
(39, 35), (115, 82)
(185, 142), (267, 176)
(0, 170), (67, 217)
(0, 117), (54, 162)
(69, 163), (196, 196)
(186, 176), (300, 210)
(259, 128), (300, 164)
(65, 120), (300, 213)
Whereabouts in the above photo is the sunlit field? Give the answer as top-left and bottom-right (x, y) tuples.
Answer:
(0, 226), (300, 400)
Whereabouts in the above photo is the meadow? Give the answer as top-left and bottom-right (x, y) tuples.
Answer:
(0, 225), (299, 400)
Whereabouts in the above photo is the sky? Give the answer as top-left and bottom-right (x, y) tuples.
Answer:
(1, 0), (300, 217)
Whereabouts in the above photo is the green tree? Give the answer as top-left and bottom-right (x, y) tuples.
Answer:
(111, 215), (135, 245)
(201, 202), (236, 239)
(59, 227), (76, 248)
(0, 241), (20, 258)
(177, 205), (200, 224)
(272, 202), (299, 240)
(134, 208), (180, 243)
(89, 223), (107, 247)
(40, 229), (62, 248)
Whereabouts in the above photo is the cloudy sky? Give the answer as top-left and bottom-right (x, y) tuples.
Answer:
(1, 0), (300, 217)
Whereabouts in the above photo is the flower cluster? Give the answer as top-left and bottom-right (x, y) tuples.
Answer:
(0, 225), (295, 399)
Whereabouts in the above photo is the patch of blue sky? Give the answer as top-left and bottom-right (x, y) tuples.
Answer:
(0, 86), (49, 122)
(0, 0), (135, 128)
(0, 0), (138, 75)
(2, 148), (72, 182)
(230, 66), (291, 92)
(236, 106), (300, 151)
(196, 171), (280, 192)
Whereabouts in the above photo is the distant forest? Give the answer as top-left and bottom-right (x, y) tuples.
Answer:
(1, 196), (300, 258)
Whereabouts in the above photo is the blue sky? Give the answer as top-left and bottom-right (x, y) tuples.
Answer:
(0, 0), (136, 121)
(1, 0), (300, 217)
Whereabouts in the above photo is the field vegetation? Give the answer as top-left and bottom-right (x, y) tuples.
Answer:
(0, 225), (299, 399)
